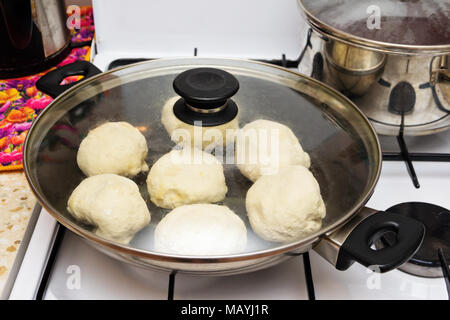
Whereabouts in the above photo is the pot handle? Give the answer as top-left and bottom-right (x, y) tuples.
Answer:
(314, 207), (425, 273)
(36, 61), (102, 98)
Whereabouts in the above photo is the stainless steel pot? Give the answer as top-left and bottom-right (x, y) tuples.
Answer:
(24, 58), (425, 275)
(297, 0), (450, 136)
(0, 0), (70, 78)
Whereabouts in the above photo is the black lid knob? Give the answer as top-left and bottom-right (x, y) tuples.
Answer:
(173, 68), (239, 109)
(172, 68), (239, 127)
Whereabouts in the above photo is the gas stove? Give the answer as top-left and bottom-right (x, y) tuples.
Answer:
(7, 56), (449, 300)
(6, 0), (450, 300)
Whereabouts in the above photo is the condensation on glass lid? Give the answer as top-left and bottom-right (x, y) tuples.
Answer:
(301, 0), (450, 46)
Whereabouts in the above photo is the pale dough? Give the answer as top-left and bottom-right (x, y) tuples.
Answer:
(146, 148), (228, 209)
(67, 174), (151, 244)
(246, 166), (325, 243)
(154, 204), (247, 255)
(161, 96), (239, 149)
(235, 119), (310, 182)
(77, 122), (149, 177)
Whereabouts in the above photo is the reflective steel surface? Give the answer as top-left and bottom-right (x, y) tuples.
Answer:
(298, 0), (450, 135)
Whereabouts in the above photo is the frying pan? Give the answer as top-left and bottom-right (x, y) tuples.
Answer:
(25, 58), (425, 275)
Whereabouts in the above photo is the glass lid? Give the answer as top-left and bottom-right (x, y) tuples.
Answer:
(299, 0), (450, 50)
(24, 58), (381, 259)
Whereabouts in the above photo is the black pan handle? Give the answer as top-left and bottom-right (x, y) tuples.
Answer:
(336, 211), (425, 272)
(36, 61), (102, 98)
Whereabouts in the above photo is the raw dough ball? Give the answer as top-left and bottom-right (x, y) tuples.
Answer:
(161, 96), (239, 149)
(77, 122), (149, 177)
(67, 174), (151, 244)
(155, 204), (247, 255)
(246, 166), (325, 243)
(147, 148), (228, 209)
(235, 119), (310, 182)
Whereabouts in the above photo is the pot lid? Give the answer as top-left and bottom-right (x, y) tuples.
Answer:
(24, 58), (381, 260)
(299, 0), (450, 53)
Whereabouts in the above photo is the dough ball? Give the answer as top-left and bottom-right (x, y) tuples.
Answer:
(155, 204), (247, 255)
(77, 122), (149, 177)
(235, 119), (310, 182)
(246, 166), (325, 243)
(147, 148), (228, 209)
(67, 174), (151, 244)
(161, 96), (239, 149)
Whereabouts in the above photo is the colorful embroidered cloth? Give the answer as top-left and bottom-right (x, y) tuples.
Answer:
(0, 6), (94, 171)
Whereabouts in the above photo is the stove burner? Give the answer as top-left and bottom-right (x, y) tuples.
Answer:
(381, 202), (450, 278)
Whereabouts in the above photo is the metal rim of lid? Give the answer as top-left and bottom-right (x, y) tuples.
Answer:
(22, 57), (382, 264)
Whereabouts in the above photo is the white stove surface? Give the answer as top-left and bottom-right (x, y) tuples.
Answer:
(42, 231), (309, 300)
(8, 50), (450, 300)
